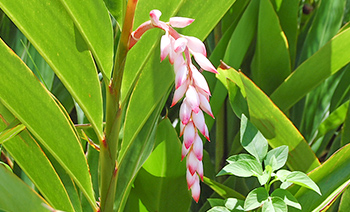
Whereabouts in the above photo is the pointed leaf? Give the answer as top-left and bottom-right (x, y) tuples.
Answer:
(203, 176), (245, 200)
(0, 0), (104, 140)
(244, 187), (269, 211)
(286, 171), (321, 195)
(0, 121), (25, 144)
(0, 164), (51, 212)
(271, 27), (350, 111)
(240, 114), (268, 163)
(271, 189), (301, 210)
(262, 197), (287, 212)
(59, 0), (113, 79)
(264, 146), (289, 171)
(0, 39), (96, 209)
(218, 159), (263, 177)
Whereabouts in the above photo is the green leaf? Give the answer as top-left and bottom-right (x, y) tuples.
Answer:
(244, 187), (269, 211)
(59, 0), (113, 80)
(218, 158), (263, 177)
(115, 95), (168, 212)
(227, 79), (249, 119)
(131, 119), (191, 212)
(0, 39), (96, 209)
(262, 196), (287, 212)
(103, 0), (125, 28)
(339, 184), (350, 212)
(225, 198), (245, 211)
(257, 168), (271, 186)
(0, 120), (25, 144)
(271, 27), (350, 111)
(264, 146), (289, 171)
(0, 0), (104, 140)
(0, 165), (51, 212)
(286, 171), (321, 195)
(271, 188), (301, 210)
(207, 206), (231, 212)
(227, 154), (256, 163)
(251, 0), (291, 95)
(297, 0), (346, 65)
(276, 169), (291, 183)
(208, 198), (226, 207)
(240, 114), (268, 163)
(313, 100), (349, 143)
(218, 68), (320, 172)
(202, 176), (245, 200)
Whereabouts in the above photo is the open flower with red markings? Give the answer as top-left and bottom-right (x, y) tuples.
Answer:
(130, 9), (217, 202)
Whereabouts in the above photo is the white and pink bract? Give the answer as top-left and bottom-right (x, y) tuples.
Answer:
(130, 9), (217, 202)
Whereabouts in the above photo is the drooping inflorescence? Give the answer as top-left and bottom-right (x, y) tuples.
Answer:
(130, 10), (217, 202)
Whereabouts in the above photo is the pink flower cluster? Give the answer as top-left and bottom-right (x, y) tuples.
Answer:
(130, 10), (217, 202)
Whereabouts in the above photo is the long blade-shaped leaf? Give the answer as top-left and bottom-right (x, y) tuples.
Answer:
(0, 0), (104, 140)
(0, 104), (75, 212)
(271, 27), (350, 111)
(59, 0), (113, 79)
(0, 39), (96, 210)
(0, 165), (51, 212)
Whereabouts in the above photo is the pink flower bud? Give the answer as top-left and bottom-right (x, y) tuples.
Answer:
(174, 54), (185, 74)
(183, 122), (195, 149)
(175, 63), (188, 89)
(186, 169), (196, 189)
(192, 52), (218, 74)
(174, 37), (188, 54)
(171, 80), (188, 107)
(191, 65), (210, 95)
(197, 161), (203, 181)
(185, 36), (207, 57)
(192, 134), (203, 161)
(160, 34), (171, 61)
(191, 175), (200, 202)
(192, 110), (206, 138)
(180, 99), (192, 125)
(198, 92), (214, 118)
(150, 10), (162, 26)
(186, 85), (200, 113)
(182, 140), (189, 160)
(187, 150), (199, 175)
(169, 17), (194, 28)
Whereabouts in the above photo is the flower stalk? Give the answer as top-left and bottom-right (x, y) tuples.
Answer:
(99, 0), (138, 211)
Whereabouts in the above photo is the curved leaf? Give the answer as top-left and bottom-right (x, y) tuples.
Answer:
(271, 27), (350, 111)
(0, 39), (96, 209)
(59, 0), (113, 79)
(0, 165), (51, 212)
(0, 0), (104, 140)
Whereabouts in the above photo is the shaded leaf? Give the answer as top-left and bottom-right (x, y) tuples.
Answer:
(244, 187), (269, 211)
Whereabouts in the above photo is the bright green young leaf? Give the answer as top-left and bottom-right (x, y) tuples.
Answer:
(0, 105), (75, 211)
(264, 146), (289, 172)
(244, 187), (269, 211)
(271, 189), (301, 210)
(240, 114), (268, 163)
(207, 206), (231, 212)
(0, 0), (104, 140)
(262, 196), (287, 212)
(276, 169), (291, 183)
(203, 176), (245, 200)
(0, 165), (51, 212)
(227, 154), (256, 163)
(251, 0), (291, 95)
(218, 159), (263, 177)
(257, 169), (271, 186)
(271, 27), (350, 111)
(0, 39), (96, 209)
(225, 198), (245, 211)
(59, 0), (113, 80)
(131, 118), (191, 212)
(286, 171), (321, 195)
(0, 121), (25, 144)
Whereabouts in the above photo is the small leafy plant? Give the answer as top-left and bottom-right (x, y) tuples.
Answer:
(208, 115), (321, 212)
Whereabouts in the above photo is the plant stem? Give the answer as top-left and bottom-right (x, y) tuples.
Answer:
(99, 1), (138, 211)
